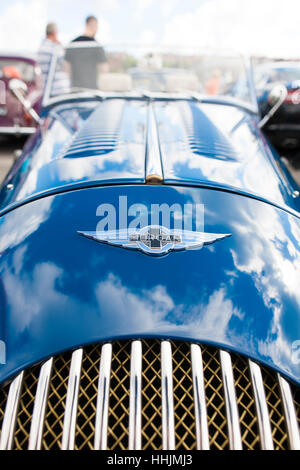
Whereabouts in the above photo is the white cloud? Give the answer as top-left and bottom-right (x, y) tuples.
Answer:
(1, 0), (300, 57)
(133, 0), (156, 9)
(92, 0), (120, 12)
(0, 0), (48, 52)
(132, 0), (180, 17)
(161, 0), (300, 57)
(0, 0), (112, 51)
(140, 29), (157, 44)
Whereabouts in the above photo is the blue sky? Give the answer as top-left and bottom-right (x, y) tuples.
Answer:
(0, 0), (300, 57)
(0, 0), (209, 48)
(44, 0), (209, 44)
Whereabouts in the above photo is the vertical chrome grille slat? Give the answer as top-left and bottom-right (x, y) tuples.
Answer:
(249, 360), (274, 450)
(129, 341), (142, 450)
(0, 371), (24, 450)
(161, 341), (175, 450)
(28, 358), (53, 450)
(220, 350), (242, 450)
(191, 344), (210, 450)
(278, 374), (300, 450)
(94, 343), (112, 450)
(61, 349), (83, 450)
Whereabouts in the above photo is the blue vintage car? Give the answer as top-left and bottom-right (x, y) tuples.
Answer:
(0, 47), (299, 451)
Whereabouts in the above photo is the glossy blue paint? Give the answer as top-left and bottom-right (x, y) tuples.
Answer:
(1, 98), (299, 214)
(0, 185), (299, 385)
(0, 97), (299, 386)
(156, 101), (299, 209)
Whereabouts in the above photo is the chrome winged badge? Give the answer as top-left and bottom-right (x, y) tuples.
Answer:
(78, 225), (231, 257)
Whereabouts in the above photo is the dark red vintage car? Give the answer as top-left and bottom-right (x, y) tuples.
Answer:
(0, 53), (43, 135)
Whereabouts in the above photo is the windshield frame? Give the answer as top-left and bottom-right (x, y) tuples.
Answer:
(41, 49), (259, 114)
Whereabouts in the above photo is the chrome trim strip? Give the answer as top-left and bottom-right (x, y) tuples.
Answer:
(67, 41), (105, 49)
(278, 374), (300, 450)
(220, 350), (242, 450)
(28, 358), (53, 450)
(0, 371), (24, 450)
(61, 349), (83, 450)
(249, 360), (274, 450)
(190, 344), (209, 450)
(94, 343), (112, 450)
(42, 51), (59, 108)
(244, 55), (260, 114)
(0, 126), (36, 135)
(129, 341), (142, 450)
(145, 104), (163, 181)
(161, 341), (175, 450)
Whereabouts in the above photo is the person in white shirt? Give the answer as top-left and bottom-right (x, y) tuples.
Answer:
(38, 23), (69, 96)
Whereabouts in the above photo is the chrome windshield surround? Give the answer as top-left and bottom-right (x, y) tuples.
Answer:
(41, 49), (258, 114)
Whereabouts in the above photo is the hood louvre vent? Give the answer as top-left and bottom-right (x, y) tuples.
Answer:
(179, 102), (239, 161)
(62, 101), (124, 159)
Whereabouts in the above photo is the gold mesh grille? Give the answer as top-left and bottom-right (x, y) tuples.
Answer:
(202, 346), (229, 450)
(261, 367), (288, 450)
(141, 340), (162, 450)
(13, 365), (40, 450)
(172, 341), (196, 450)
(0, 340), (298, 450)
(231, 354), (260, 450)
(75, 345), (101, 450)
(107, 341), (130, 450)
(0, 382), (9, 434)
(42, 352), (72, 450)
(293, 386), (300, 427)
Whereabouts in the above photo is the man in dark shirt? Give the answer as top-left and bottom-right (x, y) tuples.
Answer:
(72, 15), (100, 43)
(65, 16), (108, 90)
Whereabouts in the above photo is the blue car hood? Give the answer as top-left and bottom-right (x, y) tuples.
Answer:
(1, 98), (298, 214)
(0, 185), (299, 385)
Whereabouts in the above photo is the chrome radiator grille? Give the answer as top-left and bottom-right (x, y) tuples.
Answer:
(0, 340), (299, 450)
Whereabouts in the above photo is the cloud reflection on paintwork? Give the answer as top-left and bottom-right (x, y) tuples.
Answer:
(2, 246), (244, 354)
(94, 273), (245, 343)
(0, 197), (53, 253)
(157, 101), (288, 205)
(228, 203), (300, 374)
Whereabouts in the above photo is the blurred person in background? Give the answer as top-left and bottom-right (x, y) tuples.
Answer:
(72, 15), (100, 43)
(38, 22), (70, 96)
(205, 69), (221, 96)
(65, 15), (109, 90)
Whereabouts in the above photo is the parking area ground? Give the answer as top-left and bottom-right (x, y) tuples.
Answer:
(0, 136), (26, 183)
(283, 156), (300, 187)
